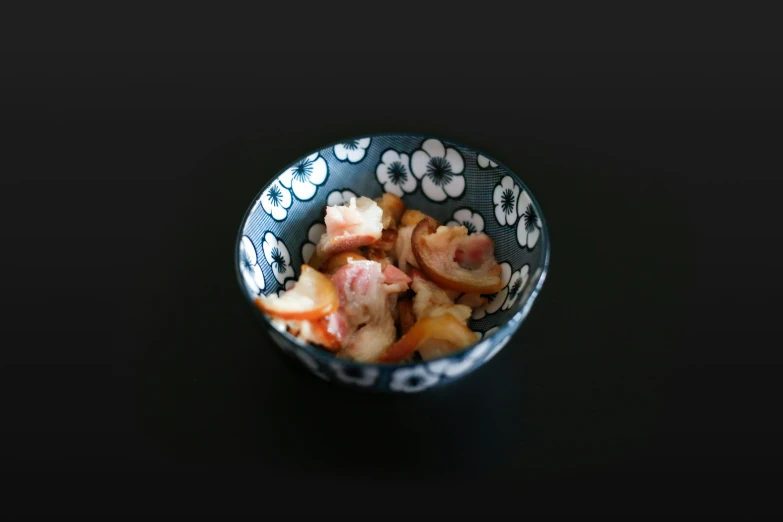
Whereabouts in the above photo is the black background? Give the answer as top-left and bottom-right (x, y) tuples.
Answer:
(1, 10), (782, 515)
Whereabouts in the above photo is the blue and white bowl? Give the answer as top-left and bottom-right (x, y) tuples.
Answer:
(235, 134), (550, 393)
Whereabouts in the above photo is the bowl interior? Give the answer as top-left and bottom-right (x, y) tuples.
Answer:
(236, 134), (549, 362)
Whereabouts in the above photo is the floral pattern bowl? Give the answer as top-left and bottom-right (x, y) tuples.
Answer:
(235, 134), (550, 393)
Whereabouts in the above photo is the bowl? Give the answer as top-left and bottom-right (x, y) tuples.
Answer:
(235, 134), (550, 393)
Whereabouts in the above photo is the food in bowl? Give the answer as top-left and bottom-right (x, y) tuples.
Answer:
(255, 193), (505, 363)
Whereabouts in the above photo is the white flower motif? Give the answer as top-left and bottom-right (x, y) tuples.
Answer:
(426, 334), (495, 378)
(330, 362), (380, 387)
(376, 149), (416, 197)
(334, 137), (371, 163)
(468, 337), (495, 361)
(239, 235), (265, 296)
(326, 189), (357, 207)
(483, 334), (512, 363)
(301, 222), (326, 264)
(502, 264), (530, 310)
(250, 197), (262, 215)
(389, 366), (440, 393)
(446, 208), (484, 235)
(411, 139), (465, 202)
(516, 190), (542, 250)
(477, 154), (498, 169)
(257, 180), (293, 221)
(474, 326), (500, 340)
(293, 349), (329, 381)
(279, 152), (329, 201)
(493, 175), (520, 226)
(262, 232), (295, 284)
(484, 327), (499, 338)
(426, 357), (474, 378)
(277, 279), (295, 298)
(471, 262), (512, 319)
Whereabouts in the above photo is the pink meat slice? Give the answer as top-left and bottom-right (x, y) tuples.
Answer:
(453, 232), (496, 270)
(329, 259), (408, 362)
(382, 264), (411, 293)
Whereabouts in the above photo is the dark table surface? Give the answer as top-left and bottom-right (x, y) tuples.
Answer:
(1, 40), (781, 513)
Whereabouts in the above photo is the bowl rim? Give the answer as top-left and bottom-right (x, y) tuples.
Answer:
(234, 132), (551, 369)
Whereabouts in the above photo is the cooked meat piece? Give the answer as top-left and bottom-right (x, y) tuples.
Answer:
(316, 196), (383, 256)
(411, 218), (503, 294)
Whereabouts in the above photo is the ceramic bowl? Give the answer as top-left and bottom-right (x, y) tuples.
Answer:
(235, 134), (549, 393)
